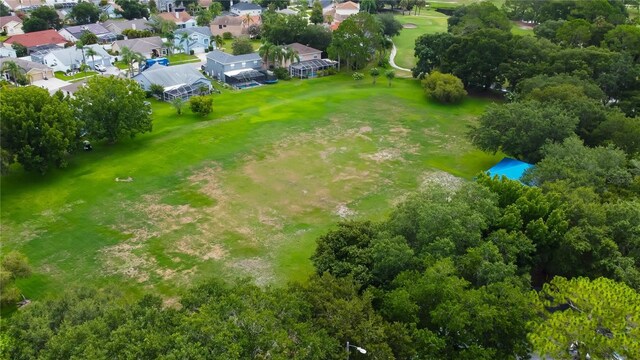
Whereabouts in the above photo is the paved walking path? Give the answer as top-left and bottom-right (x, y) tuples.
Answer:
(389, 41), (412, 73)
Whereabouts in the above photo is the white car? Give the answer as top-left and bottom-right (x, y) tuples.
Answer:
(94, 64), (107, 72)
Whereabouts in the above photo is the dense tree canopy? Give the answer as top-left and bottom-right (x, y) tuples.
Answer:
(328, 12), (383, 70)
(0, 86), (78, 174)
(421, 71), (467, 103)
(26, 6), (62, 31)
(447, 1), (511, 35)
(74, 76), (152, 144)
(115, 0), (150, 20)
(69, 2), (102, 25)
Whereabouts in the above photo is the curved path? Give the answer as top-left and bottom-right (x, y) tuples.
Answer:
(389, 41), (412, 73)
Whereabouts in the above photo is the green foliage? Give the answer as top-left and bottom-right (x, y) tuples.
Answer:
(231, 36), (253, 55)
(170, 97), (184, 115)
(74, 76), (152, 144)
(352, 72), (364, 81)
(121, 28), (153, 39)
(328, 12), (383, 70)
(188, 95), (212, 117)
(147, 14), (177, 35)
(115, 0), (150, 20)
(149, 83), (164, 97)
(421, 71), (467, 103)
(0, 252), (31, 306)
(524, 136), (633, 192)
(377, 13), (403, 37)
(447, 1), (511, 35)
(69, 2), (101, 25)
(603, 24), (640, 61)
(79, 31), (99, 45)
(530, 276), (640, 360)
(11, 43), (27, 57)
(309, 0), (324, 24)
(0, 86), (78, 174)
(556, 18), (593, 47)
(22, 17), (49, 33)
(412, 32), (456, 78)
(385, 69), (395, 87)
(0, 1), (9, 16)
(299, 24), (332, 52)
(470, 100), (578, 163)
(196, 8), (212, 27)
(369, 67), (380, 85)
(28, 5), (62, 30)
(222, 31), (233, 40)
(261, 13), (308, 45)
(272, 67), (290, 80)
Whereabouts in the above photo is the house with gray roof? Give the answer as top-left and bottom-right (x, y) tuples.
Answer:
(0, 57), (54, 83)
(112, 36), (167, 59)
(102, 19), (151, 35)
(33, 44), (112, 73)
(205, 49), (262, 84)
(58, 23), (117, 43)
(230, 2), (262, 16)
(132, 63), (212, 101)
(173, 26), (212, 54)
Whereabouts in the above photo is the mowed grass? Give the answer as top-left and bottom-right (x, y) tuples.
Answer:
(393, 10), (448, 69)
(1, 75), (501, 302)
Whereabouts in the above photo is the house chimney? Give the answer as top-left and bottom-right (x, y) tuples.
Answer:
(175, 12), (179, 19)
(132, 23), (136, 30)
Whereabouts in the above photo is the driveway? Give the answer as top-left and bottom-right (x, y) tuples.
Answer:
(31, 78), (70, 94)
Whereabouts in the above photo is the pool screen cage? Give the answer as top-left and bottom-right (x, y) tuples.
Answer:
(289, 59), (338, 79)
(226, 69), (267, 88)
(163, 83), (212, 101)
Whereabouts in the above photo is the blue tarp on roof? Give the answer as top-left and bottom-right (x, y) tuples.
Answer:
(487, 158), (534, 181)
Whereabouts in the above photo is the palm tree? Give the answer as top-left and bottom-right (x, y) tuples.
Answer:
(121, 46), (145, 77)
(212, 35), (225, 50)
(259, 41), (274, 69)
(284, 47), (300, 67)
(1, 61), (23, 85)
(85, 47), (98, 69)
(179, 32), (190, 54)
(270, 45), (285, 68)
(244, 13), (253, 25)
(76, 40), (86, 72)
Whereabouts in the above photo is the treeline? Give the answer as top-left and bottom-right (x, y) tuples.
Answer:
(3, 173), (640, 359)
(0, 76), (152, 175)
(413, 1), (639, 116)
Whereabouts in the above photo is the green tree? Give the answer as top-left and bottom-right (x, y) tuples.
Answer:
(328, 12), (383, 70)
(377, 13), (403, 37)
(120, 46), (144, 77)
(84, 47), (98, 68)
(352, 72), (364, 81)
(523, 136), (632, 192)
(29, 5), (62, 30)
(309, 0), (324, 24)
(11, 43), (27, 57)
(447, 2), (511, 35)
(385, 69), (395, 87)
(74, 76), (152, 144)
(80, 31), (99, 45)
(261, 13), (308, 45)
(148, 0), (157, 13)
(369, 67), (380, 85)
(412, 32), (456, 78)
(231, 36), (253, 55)
(555, 18), (592, 47)
(0, 252), (31, 306)
(0, 2), (9, 16)
(530, 276), (640, 360)
(299, 24), (332, 52)
(593, 112), (640, 156)
(421, 71), (467, 103)
(171, 97), (184, 115)
(470, 101), (579, 163)
(147, 14), (177, 35)
(209, 2), (222, 17)
(258, 41), (274, 69)
(69, 2), (101, 25)
(189, 95), (213, 116)
(196, 8), (212, 27)
(115, 0), (150, 20)
(0, 87), (78, 174)
(22, 17), (49, 33)
(1, 60), (23, 85)
(603, 24), (640, 62)
(360, 0), (376, 13)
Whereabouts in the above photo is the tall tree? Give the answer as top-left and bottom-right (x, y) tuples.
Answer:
(377, 13), (403, 37)
(69, 2), (102, 25)
(447, 2), (511, 35)
(1, 61), (24, 85)
(328, 12), (383, 70)
(22, 17), (49, 33)
(74, 76), (152, 144)
(120, 46), (145, 77)
(0, 87), (78, 174)
(28, 6), (62, 30)
(115, 0), (150, 20)
(309, 0), (324, 24)
(231, 36), (253, 55)
(530, 276), (640, 360)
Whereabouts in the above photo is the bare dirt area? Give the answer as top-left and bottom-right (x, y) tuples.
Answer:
(403, 23), (418, 28)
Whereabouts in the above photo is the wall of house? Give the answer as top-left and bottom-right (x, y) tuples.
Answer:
(231, 8), (262, 16)
(211, 23), (243, 37)
(206, 58), (262, 82)
(57, 29), (78, 42)
(2, 22), (24, 36)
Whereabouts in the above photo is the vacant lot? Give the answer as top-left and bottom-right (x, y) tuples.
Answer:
(1, 75), (500, 300)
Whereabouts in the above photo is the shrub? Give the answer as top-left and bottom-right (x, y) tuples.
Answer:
(231, 36), (253, 55)
(189, 49), (195, 55)
(422, 71), (467, 103)
(189, 95), (213, 116)
(222, 32), (233, 40)
(149, 83), (164, 98)
(273, 67), (290, 80)
(326, 67), (337, 75)
(352, 72), (364, 81)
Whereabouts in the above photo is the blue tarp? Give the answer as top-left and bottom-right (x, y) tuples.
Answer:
(487, 158), (534, 181)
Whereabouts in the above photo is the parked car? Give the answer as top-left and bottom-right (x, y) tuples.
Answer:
(94, 64), (107, 72)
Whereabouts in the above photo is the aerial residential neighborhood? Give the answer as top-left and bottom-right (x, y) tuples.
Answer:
(1, 1), (639, 359)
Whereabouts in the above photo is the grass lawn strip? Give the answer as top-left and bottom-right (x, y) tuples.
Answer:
(393, 11), (449, 70)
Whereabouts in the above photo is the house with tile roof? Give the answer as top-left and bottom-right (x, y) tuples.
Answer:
(158, 11), (196, 29)
(230, 2), (262, 16)
(0, 16), (23, 36)
(4, 29), (67, 51)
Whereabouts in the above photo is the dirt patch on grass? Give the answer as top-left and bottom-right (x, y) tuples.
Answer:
(100, 243), (155, 283)
(231, 257), (274, 286)
(188, 164), (228, 203)
(403, 23), (418, 29)
(419, 170), (463, 192)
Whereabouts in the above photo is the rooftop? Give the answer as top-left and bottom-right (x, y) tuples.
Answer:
(63, 23), (112, 36)
(113, 36), (164, 54)
(336, 1), (359, 10)
(287, 42), (321, 56)
(102, 18), (151, 34)
(134, 63), (209, 88)
(206, 49), (261, 64)
(175, 26), (212, 37)
(231, 2), (262, 11)
(5, 30), (67, 48)
(0, 15), (22, 26)
(0, 57), (52, 72)
(158, 12), (193, 24)
(487, 158), (534, 182)
(211, 15), (244, 26)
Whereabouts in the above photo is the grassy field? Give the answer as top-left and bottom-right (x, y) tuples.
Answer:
(220, 38), (261, 54)
(393, 10), (449, 69)
(1, 75), (501, 304)
(167, 53), (200, 65)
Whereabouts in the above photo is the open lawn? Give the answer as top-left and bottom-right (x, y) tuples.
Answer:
(167, 53), (200, 65)
(220, 38), (261, 54)
(1, 75), (501, 303)
(393, 10), (448, 70)
(54, 71), (98, 82)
